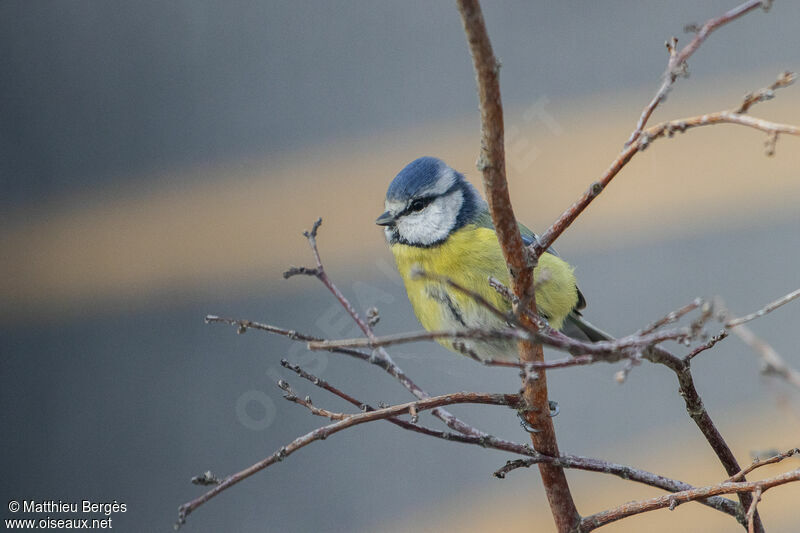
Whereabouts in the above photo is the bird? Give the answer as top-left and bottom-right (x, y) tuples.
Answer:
(376, 156), (606, 362)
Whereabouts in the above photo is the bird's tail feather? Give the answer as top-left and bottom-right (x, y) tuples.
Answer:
(562, 313), (614, 343)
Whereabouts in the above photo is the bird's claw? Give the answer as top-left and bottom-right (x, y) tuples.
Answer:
(517, 411), (540, 433)
(517, 401), (559, 432)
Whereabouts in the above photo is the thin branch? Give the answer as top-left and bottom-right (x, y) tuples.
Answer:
(717, 298), (800, 390)
(478, 354), (596, 371)
(727, 448), (800, 483)
(732, 322), (800, 389)
(725, 288), (800, 328)
(625, 0), (771, 146)
(277, 379), (350, 420)
(577, 467), (800, 531)
(281, 359), (367, 410)
(640, 298), (703, 335)
(308, 324), (693, 362)
(684, 330), (728, 362)
(190, 471), (221, 486)
(493, 457), (741, 521)
(737, 70), (796, 114)
(205, 315), (372, 361)
(747, 486), (763, 533)
(307, 327), (525, 351)
(533, 83), (799, 258)
(640, 109), (799, 147)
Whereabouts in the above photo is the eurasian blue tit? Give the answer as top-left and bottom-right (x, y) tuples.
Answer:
(376, 156), (605, 361)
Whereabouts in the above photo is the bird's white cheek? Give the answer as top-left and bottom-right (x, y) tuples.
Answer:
(397, 214), (444, 245)
(396, 191), (463, 246)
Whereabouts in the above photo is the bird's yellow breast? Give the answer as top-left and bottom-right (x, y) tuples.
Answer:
(390, 225), (578, 336)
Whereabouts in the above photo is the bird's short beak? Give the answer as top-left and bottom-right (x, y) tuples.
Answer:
(375, 211), (396, 226)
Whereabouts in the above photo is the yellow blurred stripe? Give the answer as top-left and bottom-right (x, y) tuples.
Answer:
(2, 72), (798, 319)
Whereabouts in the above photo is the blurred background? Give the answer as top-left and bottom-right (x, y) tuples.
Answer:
(2, 1), (799, 531)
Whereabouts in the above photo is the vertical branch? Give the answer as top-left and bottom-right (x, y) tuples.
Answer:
(456, 1), (580, 531)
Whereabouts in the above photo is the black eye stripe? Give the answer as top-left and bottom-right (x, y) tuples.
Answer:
(401, 196), (435, 215)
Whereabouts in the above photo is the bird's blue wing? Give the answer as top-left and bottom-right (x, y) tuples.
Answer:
(473, 211), (557, 255)
(518, 222), (553, 255)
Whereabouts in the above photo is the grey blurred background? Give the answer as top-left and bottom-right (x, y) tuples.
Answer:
(2, 2), (799, 532)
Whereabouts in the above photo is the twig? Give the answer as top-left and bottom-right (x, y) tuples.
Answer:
(308, 324), (694, 362)
(737, 70), (796, 114)
(747, 486), (762, 533)
(490, 355), (595, 371)
(625, 0), (771, 147)
(277, 379), (349, 420)
(734, 323), (800, 389)
(190, 471), (221, 486)
(205, 315), (372, 360)
(717, 298), (800, 390)
(456, 1), (579, 529)
(640, 298), (703, 335)
(684, 330), (728, 362)
(727, 448), (799, 482)
(725, 288), (800, 328)
(640, 109), (799, 147)
(577, 468), (800, 531)
(533, 90), (799, 258)
(494, 457), (741, 520)
(280, 359), (367, 410)
(613, 358), (640, 385)
(308, 327), (526, 350)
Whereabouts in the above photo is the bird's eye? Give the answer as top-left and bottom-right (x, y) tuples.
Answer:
(409, 199), (426, 212)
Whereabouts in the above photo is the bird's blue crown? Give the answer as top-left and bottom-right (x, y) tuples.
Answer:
(386, 156), (450, 201)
